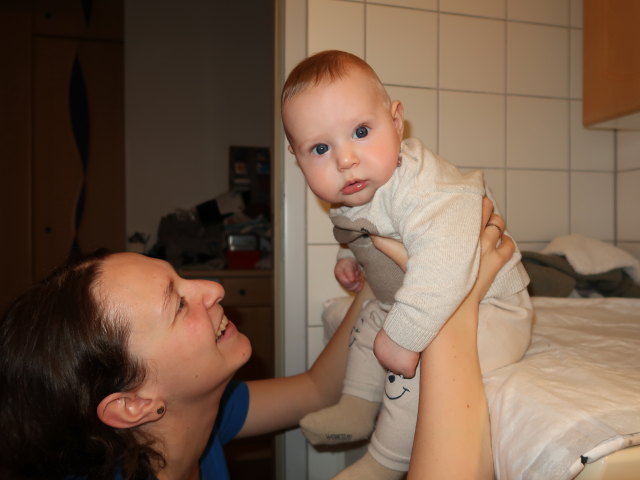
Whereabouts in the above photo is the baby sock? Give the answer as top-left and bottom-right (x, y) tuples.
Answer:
(300, 394), (379, 445)
(332, 452), (405, 480)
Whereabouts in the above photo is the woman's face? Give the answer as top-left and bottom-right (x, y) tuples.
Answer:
(98, 253), (251, 406)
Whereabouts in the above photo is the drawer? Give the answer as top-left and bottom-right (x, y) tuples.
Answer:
(221, 277), (272, 306)
(225, 306), (274, 380)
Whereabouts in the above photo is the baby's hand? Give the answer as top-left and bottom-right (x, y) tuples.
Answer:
(373, 329), (420, 378)
(335, 258), (363, 292)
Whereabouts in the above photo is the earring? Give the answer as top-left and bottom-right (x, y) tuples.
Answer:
(157, 406), (165, 415)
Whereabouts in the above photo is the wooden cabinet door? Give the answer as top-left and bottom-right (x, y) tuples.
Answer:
(32, 37), (124, 280)
(34, 0), (123, 41)
(0, 3), (32, 312)
(584, 0), (640, 126)
(0, 1), (124, 311)
(224, 306), (275, 380)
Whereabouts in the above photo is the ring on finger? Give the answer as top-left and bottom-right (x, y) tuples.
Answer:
(486, 222), (503, 235)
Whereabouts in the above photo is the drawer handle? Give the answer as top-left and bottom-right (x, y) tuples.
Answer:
(239, 288), (247, 296)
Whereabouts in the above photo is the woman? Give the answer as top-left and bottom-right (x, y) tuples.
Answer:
(0, 199), (508, 480)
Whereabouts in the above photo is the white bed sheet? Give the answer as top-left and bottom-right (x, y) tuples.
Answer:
(484, 297), (640, 480)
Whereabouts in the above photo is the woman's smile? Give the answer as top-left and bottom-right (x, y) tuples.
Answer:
(216, 315), (233, 342)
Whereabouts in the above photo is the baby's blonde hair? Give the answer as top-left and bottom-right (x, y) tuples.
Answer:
(281, 50), (390, 108)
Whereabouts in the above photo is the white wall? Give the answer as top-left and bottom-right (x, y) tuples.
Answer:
(286, 0), (640, 477)
(125, 0), (274, 247)
(617, 130), (640, 258)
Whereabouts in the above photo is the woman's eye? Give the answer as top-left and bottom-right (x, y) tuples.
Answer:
(177, 297), (186, 313)
(312, 143), (329, 155)
(354, 126), (369, 139)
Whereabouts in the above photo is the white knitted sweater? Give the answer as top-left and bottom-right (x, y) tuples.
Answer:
(330, 138), (529, 352)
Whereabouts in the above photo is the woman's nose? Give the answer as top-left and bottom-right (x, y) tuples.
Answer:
(201, 280), (224, 309)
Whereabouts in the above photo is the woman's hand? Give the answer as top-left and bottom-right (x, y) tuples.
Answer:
(370, 235), (408, 272)
(469, 196), (514, 302)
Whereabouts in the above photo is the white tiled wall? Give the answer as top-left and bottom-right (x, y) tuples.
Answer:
(617, 131), (640, 258)
(300, 0), (640, 476)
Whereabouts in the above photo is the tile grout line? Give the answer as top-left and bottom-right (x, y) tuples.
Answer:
(504, 0), (509, 219)
(567, 0), (573, 236)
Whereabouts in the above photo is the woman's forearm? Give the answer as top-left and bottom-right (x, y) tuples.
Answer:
(241, 284), (372, 437)
(306, 283), (373, 406)
(408, 298), (493, 480)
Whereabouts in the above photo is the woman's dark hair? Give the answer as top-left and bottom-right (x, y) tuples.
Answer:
(0, 250), (162, 480)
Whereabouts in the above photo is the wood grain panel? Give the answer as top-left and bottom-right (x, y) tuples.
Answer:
(584, 0), (640, 126)
(0, 2), (33, 312)
(226, 306), (275, 380)
(32, 37), (84, 280)
(34, 0), (123, 41)
(222, 277), (274, 306)
(75, 40), (125, 255)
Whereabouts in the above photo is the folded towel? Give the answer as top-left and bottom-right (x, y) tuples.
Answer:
(542, 234), (640, 284)
(522, 251), (640, 297)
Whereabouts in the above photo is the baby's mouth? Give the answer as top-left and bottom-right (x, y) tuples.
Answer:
(216, 316), (229, 341)
(342, 179), (367, 195)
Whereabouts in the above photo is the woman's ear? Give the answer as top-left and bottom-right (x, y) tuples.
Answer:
(97, 392), (160, 429)
(390, 100), (405, 139)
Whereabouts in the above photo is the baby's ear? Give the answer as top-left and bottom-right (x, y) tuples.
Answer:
(390, 100), (405, 138)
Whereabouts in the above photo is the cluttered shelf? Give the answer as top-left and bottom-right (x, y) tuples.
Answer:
(130, 146), (273, 273)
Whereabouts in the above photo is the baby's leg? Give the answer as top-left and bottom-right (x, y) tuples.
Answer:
(300, 300), (387, 445)
(364, 365), (420, 476)
(334, 367), (419, 478)
(331, 291), (533, 476)
(477, 289), (534, 373)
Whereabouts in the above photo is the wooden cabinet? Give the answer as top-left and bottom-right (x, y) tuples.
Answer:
(0, 0), (124, 312)
(179, 268), (276, 479)
(0, 3), (32, 313)
(583, 0), (640, 128)
(32, 36), (124, 280)
(33, 0), (123, 40)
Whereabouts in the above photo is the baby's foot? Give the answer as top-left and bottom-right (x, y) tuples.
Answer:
(300, 394), (379, 445)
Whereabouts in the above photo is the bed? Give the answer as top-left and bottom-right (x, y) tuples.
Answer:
(320, 235), (640, 479)
(497, 235), (640, 479)
(485, 296), (640, 480)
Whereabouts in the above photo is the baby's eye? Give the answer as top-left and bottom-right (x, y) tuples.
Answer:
(354, 126), (369, 139)
(312, 143), (329, 155)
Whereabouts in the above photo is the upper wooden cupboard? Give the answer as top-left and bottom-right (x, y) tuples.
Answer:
(584, 0), (640, 129)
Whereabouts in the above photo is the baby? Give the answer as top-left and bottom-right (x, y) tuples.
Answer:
(281, 50), (534, 479)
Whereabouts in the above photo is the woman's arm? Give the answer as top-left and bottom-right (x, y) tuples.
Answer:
(410, 212), (510, 480)
(374, 197), (511, 480)
(238, 283), (374, 437)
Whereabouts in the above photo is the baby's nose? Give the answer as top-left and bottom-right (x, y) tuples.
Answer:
(338, 151), (359, 169)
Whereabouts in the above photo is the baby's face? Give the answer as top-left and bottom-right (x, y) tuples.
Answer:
(283, 67), (404, 206)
